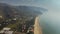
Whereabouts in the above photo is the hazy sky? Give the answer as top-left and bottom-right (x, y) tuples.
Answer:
(0, 0), (60, 12)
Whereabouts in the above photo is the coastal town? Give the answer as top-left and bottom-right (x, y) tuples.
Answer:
(0, 3), (46, 34)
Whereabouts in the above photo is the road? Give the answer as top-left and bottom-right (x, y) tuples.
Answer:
(34, 16), (42, 34)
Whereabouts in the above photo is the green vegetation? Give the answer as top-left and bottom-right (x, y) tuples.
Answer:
(5, 19), (20, 30)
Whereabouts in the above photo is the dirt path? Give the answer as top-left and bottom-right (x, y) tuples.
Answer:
(34, 16), (42, 34)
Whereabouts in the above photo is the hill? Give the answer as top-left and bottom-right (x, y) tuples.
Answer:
(0, 3), (47, 30)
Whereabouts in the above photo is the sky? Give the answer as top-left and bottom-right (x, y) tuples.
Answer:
(0, 0), (60, 11)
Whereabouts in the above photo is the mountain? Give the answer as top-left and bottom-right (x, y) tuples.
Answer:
(0, 3), (47, 21)
(0, 3), (19, 18)
(0, 3), (47, 30)
(0, 3), (17, 22)
(14, 6), (47, 16)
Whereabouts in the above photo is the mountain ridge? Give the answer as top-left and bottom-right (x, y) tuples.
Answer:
(0, 3), (47, 19)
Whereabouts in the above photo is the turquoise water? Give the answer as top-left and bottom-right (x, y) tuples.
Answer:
(39, 12), (60, 34)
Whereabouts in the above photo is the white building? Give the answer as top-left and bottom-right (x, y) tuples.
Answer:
(0, 28), (13, 34)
